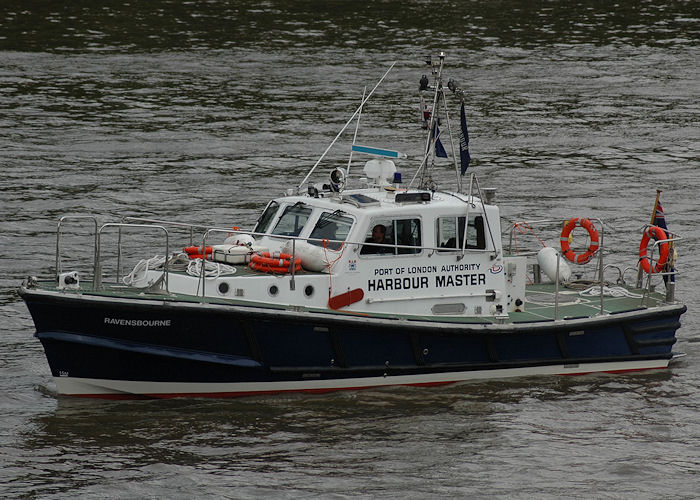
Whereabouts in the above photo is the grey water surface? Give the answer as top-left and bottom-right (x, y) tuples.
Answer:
(1, 1), (699, 498)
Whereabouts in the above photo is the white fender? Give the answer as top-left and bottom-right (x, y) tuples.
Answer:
(281, 240), (340, 273)
(537, 247), (571, 283)
(224, 232), (256, 247)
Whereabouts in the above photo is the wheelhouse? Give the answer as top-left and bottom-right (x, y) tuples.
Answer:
(252, 187), (501, 261)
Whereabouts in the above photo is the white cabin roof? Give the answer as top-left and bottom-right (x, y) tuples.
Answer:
(274, 187), (489, 218)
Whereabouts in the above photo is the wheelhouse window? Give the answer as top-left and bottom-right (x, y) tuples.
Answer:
(436, 215), (486, 250)
(308, 211), (354, 251)
(360, 218), (421, 255)
(271, 203), (312, 237)
(254, 201), (279, 234)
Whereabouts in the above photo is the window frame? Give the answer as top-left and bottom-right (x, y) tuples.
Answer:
(308, 210), (355, 251)
(253, 201), (280, 235)
(270, 203), (313, 238)
(435, 214), (487, 252)
(360, 216), (423, 257)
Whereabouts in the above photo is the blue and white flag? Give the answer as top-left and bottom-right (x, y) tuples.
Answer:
(459, 102), (471, 175)
(432, 123), (448, 158)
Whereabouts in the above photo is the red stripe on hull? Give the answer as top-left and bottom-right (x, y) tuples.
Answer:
(560, 366), (667, 377)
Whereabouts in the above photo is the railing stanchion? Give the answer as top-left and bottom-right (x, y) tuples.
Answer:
(554, 248), (560, 320)
(290, 239), (296, 291)
(55, 215), (98, 286)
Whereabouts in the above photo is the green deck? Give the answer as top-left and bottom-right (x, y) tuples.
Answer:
(514, 283), (656, 322)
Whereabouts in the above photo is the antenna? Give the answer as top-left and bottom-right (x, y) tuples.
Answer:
(298, 62), (396, 190)
(346, 86), (367, 177)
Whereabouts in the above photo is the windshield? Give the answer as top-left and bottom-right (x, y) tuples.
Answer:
(308, 211), (354, 251)
(271, 204), (312, 237)
(254, 201), (279, 234)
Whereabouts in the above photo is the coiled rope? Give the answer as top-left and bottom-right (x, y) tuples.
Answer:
(578, 285), (642, 298)
(122, 255), (167, 287)
(186, 258), (236, 278)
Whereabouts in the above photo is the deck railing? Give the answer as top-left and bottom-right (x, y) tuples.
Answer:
(55, 215), (99, 284)
(94, 223), (170, 292)
(506, 218), (606, 319)
(56, 214), (499, 299)
(54, 214), (679, 314)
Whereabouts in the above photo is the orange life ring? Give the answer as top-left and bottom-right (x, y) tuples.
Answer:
(638, 226), (669, 274)
(248, 261), (302, 274)
(249, 252), (301, 274)
(184, 246), (213, 260)
(184, 246), (212, 255)
(560, 217), (600, 264)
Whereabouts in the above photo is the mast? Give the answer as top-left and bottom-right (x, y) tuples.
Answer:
(420, 52), (445, 190)
(442, 93), (463, 193)
(410, 52), (463, 192)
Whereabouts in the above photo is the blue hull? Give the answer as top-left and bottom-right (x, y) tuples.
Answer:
(20, 287), (685, 397)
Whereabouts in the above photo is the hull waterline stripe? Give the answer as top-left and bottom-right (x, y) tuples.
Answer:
(52, 358), (672, 398)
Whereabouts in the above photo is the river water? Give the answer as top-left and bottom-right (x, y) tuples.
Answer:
(1, 1), (699, 498)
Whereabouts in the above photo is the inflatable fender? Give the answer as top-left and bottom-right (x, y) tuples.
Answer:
(224, 232), (256, 247)
(281, 240), (340, 273)
(537, 247), (571, 283)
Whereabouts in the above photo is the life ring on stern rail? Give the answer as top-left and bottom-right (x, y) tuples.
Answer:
(560, 217), (600, 264)
(249, 252), (301, 274)
(638, 225), (669, 274)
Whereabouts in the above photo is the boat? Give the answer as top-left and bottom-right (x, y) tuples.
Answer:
(19, 53), (686, 399)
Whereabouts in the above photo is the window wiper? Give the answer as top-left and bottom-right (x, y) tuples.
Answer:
(317, 209), (346, 227)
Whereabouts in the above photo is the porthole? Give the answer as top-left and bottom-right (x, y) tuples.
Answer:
(218, 282), (230, 295)
(304, 285), (314, 298)
(269, 285), (279, 297)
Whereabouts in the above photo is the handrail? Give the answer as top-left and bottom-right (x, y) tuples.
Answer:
(198, 228), (238, 298)
(120, 216), (203, 280)
(95, 223), (170, 292)
(58, 213), (508, 301)
(55, 216), (99, 283)
(118, 216), (493, 256)
(123, 216), (210, 232)
(463, 173), (499, 260)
